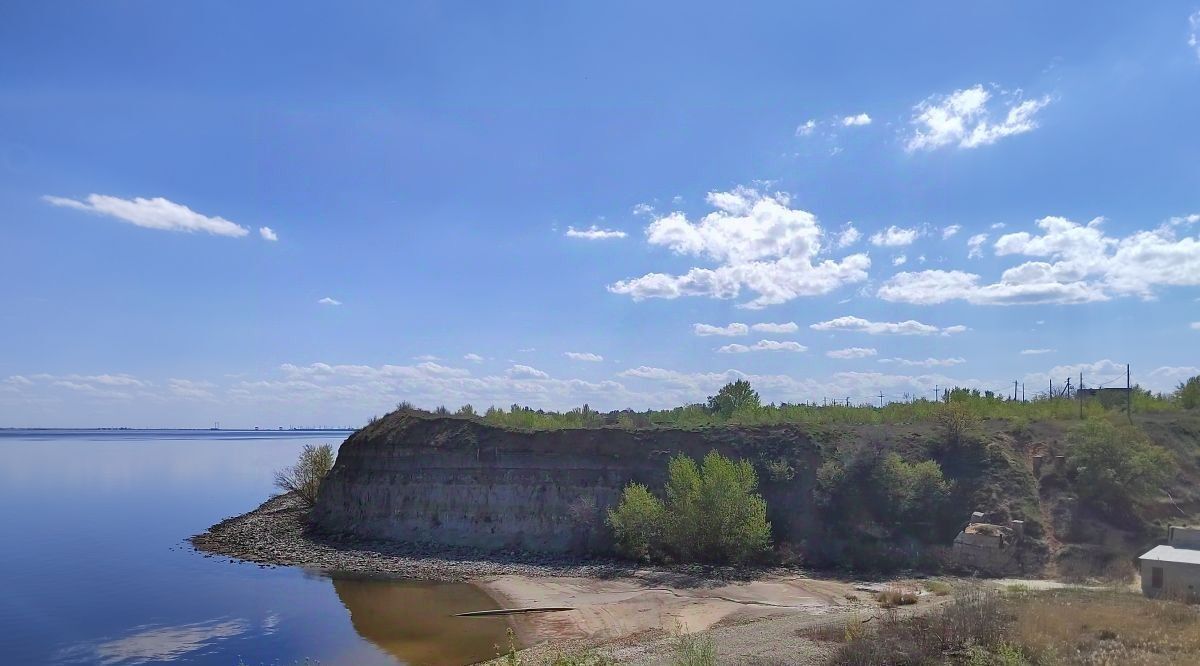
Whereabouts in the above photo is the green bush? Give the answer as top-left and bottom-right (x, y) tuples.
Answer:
(606, 483), (664, 560)
(1177, 375), (1200, 409)
(607, 451), (771, 564)
(1067, 420), (1172, 510)
(274, 443), (335, 507)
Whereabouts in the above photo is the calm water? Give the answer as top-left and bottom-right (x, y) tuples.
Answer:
(0, 431), (513, 666)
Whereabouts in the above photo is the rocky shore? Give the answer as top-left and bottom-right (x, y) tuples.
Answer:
(189, 493), (774, 582)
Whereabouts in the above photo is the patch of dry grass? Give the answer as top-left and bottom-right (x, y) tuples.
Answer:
(1010, 589), (1200, 665)
(875, 584), (920, 608)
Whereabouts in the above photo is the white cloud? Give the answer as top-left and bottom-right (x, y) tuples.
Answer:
(259, 226), (278, 241)
(836, 222), (861, 248)
(841, 113), (872, 127)
(751, 321), (799, 334)
(1191, 322), (1200, 330)
(1020, 349), (1055, 355)
(565, 352), (604, 362)
(317, 297), (342, 306)
(893, 254), (908, 266)
(168, 378), (216, 399)
(717, 340), (808, 353)
(879, 357), (966, 368)
(795, 120), (817, 137)
(810, 315), (966, 336)
(608, 186), (870, 309)
(566, 225), (627, 240)
(506, 364), (549, 379)
(44, 194), (250, 237)
(1190, 11), (1200, 60)
(942, 224), (962, 239)
(632, 203), (656, 217)
(880, 215), (1200, 305)
(905, 85), (1051, 152)
(870, 225), (919, 247)
(990, 222), (1007, 230)
(827, 347), (877, 359)
(967, 233), (989, 258)
(693, 323), (750, 337)
(463, 353), (484, 363)
(413, 355), (440, 362)
(1170, 213), (1199, 226)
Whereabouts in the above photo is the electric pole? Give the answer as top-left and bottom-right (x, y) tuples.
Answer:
(1127, 363), (1132, 423)
(1079, 371), (1084, 419)
(879, 392), (885, 408)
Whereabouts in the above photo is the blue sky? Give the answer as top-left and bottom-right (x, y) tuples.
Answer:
(2, 2), (1199, 427)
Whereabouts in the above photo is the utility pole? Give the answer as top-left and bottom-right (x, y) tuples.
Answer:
(1014, 380), (1019, 401)
(934, 385), (938, 402)
(878, 392), (885, 408)
(1127, 363), (1133, 424)
(845, 397), (850, 407)
(1022, 383), (1025, 402)
(1049, 379), (1053, 399)
(1079, 371), (1084, 419)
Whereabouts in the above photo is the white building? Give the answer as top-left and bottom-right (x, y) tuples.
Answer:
(1139, 526), (1200, 599)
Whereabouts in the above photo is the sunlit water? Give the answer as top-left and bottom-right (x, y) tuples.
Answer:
(0, 431), (512, 666)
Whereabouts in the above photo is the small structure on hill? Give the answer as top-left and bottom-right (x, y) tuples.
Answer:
(1139, 526), (1200, 600)
(952, 512), (1025, 574)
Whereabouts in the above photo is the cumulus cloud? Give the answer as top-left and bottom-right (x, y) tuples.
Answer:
(717, 340), (807, 353)
(870, 226), (920, 247)
(259, 226), (278, 241)
(693, 323), (750, 337)
(942, 225), (962, 239)
(751, 322), (799, 334)
(566, 225), (627, 240)
(879, 215), (1200, 305)
(893, 254), (908, 266)
(827, 347), (877, 359)
(44, 194), (250, 237)
(836, 222), (862, 248)
(463, 353), (484, 363)
(905, 85), (1051, 152)
(1020, 349), (1055, 355)
(506, 364), (549, 379)
(317, 297), (342, 306)
(811, 315), (965, 336)
(879, 357), (966, 368)
(842, 113), (872, 126)
(564, 352), (604, 362)
(608, 186), (870, 309)
(967, 233), (989, 258)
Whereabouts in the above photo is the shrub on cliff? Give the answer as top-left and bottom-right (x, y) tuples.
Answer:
(1067, 420), (1172, 511)
(608, 450), (772, 564)
(274, 443), (335, 507)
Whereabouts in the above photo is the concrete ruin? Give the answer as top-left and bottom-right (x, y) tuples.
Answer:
(951, 512), (1025, 574)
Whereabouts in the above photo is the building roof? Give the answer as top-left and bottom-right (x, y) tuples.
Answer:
(1140, 545), (1200, 565)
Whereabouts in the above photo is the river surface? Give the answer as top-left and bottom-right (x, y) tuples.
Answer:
(0, 430), (513, 666)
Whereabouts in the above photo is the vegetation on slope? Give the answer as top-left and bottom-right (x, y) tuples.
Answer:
(608, 450), (771, 564)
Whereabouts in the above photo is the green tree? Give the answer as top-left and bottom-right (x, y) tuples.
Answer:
(1067, 420), (1172, 509)
(1176, 375), (1200, 409)
(608, 451), (772, 563)
(707, 379), (761, 418)
(607, 483), (665, 561)
(274, 443), (335, 507)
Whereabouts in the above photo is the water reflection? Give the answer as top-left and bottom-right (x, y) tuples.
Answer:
(332, 575), (515, 666)
(56, 617), (250, 665)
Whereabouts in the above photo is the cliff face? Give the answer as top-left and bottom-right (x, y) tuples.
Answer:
(311, 413), (822, 553)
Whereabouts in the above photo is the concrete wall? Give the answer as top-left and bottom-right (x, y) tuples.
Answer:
(311, 413), (821, 553)
(1141, 559), (1200, 599)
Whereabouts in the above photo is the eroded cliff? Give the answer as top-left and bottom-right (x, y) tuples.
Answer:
(311, 412), (822, 553)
